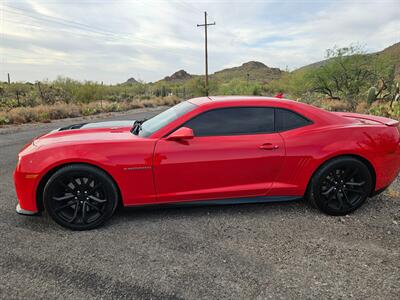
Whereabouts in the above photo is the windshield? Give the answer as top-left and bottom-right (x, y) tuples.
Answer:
(138, 101), (197, 137)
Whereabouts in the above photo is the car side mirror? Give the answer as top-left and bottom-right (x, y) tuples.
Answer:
(166, 127), (194, 141)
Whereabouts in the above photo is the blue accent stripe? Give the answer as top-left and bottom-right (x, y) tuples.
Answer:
(172, 196), (303, 207)
(130, 195), (303, 209)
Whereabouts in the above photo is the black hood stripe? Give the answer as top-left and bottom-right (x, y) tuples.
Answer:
(59, 120), (135, 131)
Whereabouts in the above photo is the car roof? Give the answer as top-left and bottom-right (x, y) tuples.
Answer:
(210, 95), (291, 103)
(188, 96), (295, 106)
(187, 95), (320, 112)
(187, 95), (348, 126)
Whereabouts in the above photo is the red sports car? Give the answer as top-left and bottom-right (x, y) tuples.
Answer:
(14, 96), (400, 230)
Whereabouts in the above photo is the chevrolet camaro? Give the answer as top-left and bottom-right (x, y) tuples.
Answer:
(14, 96), (400, 230)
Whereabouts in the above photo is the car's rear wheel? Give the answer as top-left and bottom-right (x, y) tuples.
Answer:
(43, 164), (118, 230)
(308, 157), (372, 215)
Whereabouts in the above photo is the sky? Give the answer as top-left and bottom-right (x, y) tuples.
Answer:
(1, 0), (399, 84)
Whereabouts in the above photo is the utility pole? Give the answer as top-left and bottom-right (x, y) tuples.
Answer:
(101, 81), (104, 110)
(37, 82), (45, 103)
(7, 73), (10, 84)
(197, 11), (215, 96)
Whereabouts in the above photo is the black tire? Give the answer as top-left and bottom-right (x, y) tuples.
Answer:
(307, 157), (372, 216)
(43, 164), (119, 230)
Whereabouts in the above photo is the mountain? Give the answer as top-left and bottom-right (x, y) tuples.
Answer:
(211, 61), (284, 83)
(156, 61), (284, 85)
(295, 42), (400, 77)
(379, 42), (400, 79)
(126, 42), (399, 85)
(381, 42), (400, 59)
(163, 70), (193, 82)
(124, 77), (139, 84)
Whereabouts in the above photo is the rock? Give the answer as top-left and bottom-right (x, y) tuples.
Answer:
(124, 77), (139, 84)
(164, 70), (192, 82)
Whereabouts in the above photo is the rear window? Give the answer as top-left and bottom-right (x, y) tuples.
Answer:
(275, 108), (312, 132)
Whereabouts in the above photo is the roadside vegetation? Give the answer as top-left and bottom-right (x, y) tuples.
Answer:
(1, 44), (399, 126)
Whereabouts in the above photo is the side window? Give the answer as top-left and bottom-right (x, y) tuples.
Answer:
(275, 108), (311, 132)
(184, 107), (274, 136)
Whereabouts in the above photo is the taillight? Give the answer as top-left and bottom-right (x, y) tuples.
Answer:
(396, 125), (400, 144)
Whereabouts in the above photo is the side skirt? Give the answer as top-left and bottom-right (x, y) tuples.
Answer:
(126, 195), (303, 209)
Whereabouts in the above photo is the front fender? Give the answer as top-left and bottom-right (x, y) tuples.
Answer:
(15, 139), (157, 212)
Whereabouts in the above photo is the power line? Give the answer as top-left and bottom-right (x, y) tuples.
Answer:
(2, 7), (198, 59)
(3, 6), (196, 49)
(3, 7), (114, 37)
(197, 11), (215, 96)
(175, 0), (199, 14)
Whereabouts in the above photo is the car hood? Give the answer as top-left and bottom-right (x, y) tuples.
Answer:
(32, 120), (139, 148)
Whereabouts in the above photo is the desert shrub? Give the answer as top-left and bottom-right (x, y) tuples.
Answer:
(48, 103), (81, 119)
(0, 103), (82, 124)
(152, 96), (180, 106)
(80, 106), (98, 116)
(389, 102), (400, 119)
(129, 100), (144, 109)
(318, 99), (350, 111)
(369, 103), (391, 117)
(355, 101), (369, 114)
(141, 100), (156, 108)
(217, 79), (263, 96)
(369, 101), (400, 119)
(0, 114), (10, 125)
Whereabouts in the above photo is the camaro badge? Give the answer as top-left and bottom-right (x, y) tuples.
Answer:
(123, 166), (152, 171)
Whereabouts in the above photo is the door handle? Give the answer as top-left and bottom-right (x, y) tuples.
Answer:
(259, 143), (279, 150)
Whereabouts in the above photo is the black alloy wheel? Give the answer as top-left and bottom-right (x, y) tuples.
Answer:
(43, 164), (118, 230)
(308, 157), (372, 215)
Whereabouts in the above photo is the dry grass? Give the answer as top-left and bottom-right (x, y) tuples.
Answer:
(0, 96), (180, 126)
(386, 187), (400, 199)
(355, 101), (369, 114)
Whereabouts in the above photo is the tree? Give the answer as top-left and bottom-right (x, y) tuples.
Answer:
(307, 45), (394, 109)
(267, 70), (311, 100)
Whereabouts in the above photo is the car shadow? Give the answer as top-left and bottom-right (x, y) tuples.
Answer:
(111, 199), (308, 224)
(10, 195), (385, 232)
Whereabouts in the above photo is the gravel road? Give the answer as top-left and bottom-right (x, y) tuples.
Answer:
(0, 108), (399, 299)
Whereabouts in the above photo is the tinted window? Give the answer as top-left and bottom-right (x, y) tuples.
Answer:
(275, 108), (311, 132)
(183, 107), (274, 136)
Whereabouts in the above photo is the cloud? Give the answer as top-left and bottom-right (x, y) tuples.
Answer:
(0, 0), (399, 83)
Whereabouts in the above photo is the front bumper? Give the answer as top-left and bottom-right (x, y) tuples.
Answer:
(14, 168), (41, 213)
(16, 203), (38, 216)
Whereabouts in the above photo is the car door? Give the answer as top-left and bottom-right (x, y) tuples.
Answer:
(153, 107), (285, 203)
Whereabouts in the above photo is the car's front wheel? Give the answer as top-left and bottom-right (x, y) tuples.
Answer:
(43, 164), (119, 230)
(308, 157), (373, 215)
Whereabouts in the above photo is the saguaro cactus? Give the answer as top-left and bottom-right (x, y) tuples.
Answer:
(391, 82), (400, 108)
(367, 86), (377, 105)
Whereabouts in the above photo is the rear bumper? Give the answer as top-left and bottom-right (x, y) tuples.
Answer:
(374, 144), (400, 191)
(16, 203), (38, 216)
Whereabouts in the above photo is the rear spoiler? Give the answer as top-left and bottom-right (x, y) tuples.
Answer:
(334, 112), (399, 126)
